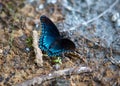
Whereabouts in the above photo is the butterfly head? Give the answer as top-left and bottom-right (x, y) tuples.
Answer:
(40, 15), (46, 22)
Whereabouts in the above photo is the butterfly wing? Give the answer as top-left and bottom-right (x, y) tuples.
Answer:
(39, 15), (75, 56)
(39, 15), (60, 51)
(48, 38), (75, 56)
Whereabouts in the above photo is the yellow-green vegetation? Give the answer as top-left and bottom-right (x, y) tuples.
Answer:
(52, 57), (62, 64)
(26, 36), (33, 48)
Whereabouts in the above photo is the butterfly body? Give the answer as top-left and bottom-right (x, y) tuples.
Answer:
(39, 15), (75, 56)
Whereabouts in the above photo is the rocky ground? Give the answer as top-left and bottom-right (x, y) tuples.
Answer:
(0, 0), (120, 86)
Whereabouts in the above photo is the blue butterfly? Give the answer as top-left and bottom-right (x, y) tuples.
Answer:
(39, 15), (75, 56)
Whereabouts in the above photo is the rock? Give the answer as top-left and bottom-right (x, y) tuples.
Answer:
(111, 12), (119, 22)
(116, 18), (120, 27)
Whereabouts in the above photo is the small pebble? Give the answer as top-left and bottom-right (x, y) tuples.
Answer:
(36, 4), (44, 11)
(35, 23), (39, 29)
(38, 4), (44, 10)
(111, 12), (119, 22)
(116, 19), (120, 27)
(53, 64), (60, 70)
(25, 47), (30, 52)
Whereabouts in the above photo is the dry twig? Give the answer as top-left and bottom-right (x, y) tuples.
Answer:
(62, 0), (119, 31)
(81, 0), (119, 26)
(106, 46), (120, 67)
(33, 30), (43, 66)
(16, 66), (92, 86)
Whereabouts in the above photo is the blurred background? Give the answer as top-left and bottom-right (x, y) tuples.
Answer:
(0, 0), (120, 86)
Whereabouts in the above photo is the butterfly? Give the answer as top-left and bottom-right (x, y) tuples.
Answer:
(39, 15), (75, 56)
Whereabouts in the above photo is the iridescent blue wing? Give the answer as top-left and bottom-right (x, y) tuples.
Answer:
(39, 15), (60, 51)
(48, 38), (75, 56)
(39, 15), (75, 56)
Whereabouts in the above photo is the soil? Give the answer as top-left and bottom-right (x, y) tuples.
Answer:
(0, 0), (120, 86)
